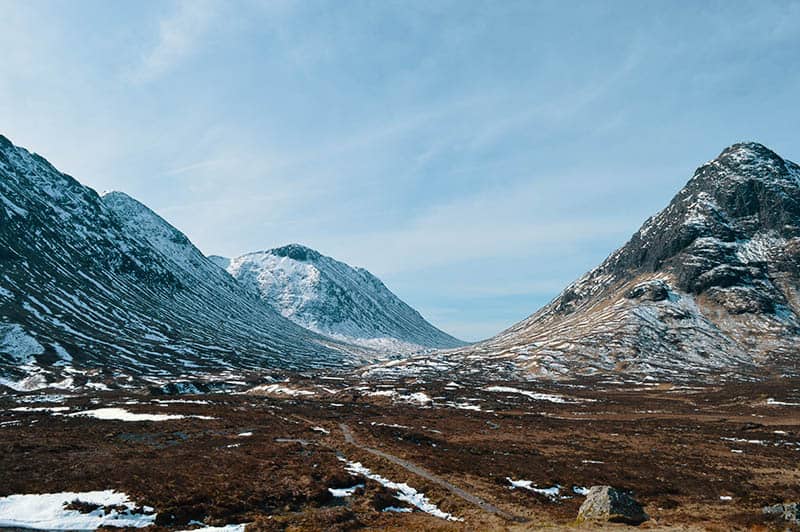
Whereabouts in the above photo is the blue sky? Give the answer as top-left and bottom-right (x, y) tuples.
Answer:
(1, 1), (799, 341)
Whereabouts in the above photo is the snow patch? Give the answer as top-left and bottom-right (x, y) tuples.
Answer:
(248, 383), (315, 397)
(0, 323), (44, 364)
(0, 371), (50, 392)
(506, 478), (562, 500)
(402, 392), (432, 405)
(383, 506), (413, 513)
(328, 484), (364, 497)
(177, 525), (247, 532)
(343, 460), (462, 521)
(443, 401), (485, 411)
(0, 490), (155, 529)
(69, 407), (213, 422)
(485, 386), (574, 404)
(153, 399), (210, 405)
(366, 389), (432, 406)
(767, 398), (800, 406)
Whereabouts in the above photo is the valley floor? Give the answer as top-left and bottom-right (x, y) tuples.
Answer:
(1, 376), (799, 530)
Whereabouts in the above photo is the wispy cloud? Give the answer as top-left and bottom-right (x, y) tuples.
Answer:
(162, 158), (228, 176)
(325, 174), (643, 277)
(130, 0), (219, 83)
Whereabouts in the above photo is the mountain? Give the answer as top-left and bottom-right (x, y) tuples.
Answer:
(220, 244), (465, 352)
(368, 143), (800, 381)
(0, 135), (361, 390)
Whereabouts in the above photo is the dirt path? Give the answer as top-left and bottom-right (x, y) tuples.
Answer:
(339, 423), (527, 523)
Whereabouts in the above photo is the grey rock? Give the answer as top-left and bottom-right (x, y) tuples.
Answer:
(625, 280), (670, 302)
(763, 502), (799, 524)
(577, 486), (649, 525)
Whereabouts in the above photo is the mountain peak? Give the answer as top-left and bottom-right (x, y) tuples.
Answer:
(697, 141), (792, 185)
(268, 243), (322, 262)
(102, 190), (147, 208)
(101, 189), (129, 199)
(0, 134), (13, 151)
(718, 141), (776, 159)
(102, 190), (190, 243)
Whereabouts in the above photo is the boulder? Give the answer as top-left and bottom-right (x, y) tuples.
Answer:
(763, 502), (799, 524)
(577, 486), (649, 525)
(625, 280), (670, 302)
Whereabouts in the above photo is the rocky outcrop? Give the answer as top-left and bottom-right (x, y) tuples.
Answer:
(577, 486), (649, 525)
(763, 502), (800, 525)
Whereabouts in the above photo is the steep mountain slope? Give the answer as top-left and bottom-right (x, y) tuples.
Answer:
(368, 143), (800, 380)
(0, 135), (359, 390)
(221, 244), (464, 352)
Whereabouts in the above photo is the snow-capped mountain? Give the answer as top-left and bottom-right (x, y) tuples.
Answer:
(219, 244), (464, 352)
(0, 135), (362, 390)
(368, 143), (800, 381)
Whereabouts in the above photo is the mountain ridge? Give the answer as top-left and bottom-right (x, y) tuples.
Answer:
(4, 134), (797, 386)
(0, 135), (365, 390)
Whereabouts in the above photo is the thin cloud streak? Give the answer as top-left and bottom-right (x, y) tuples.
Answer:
(162, 158), (229, 176)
